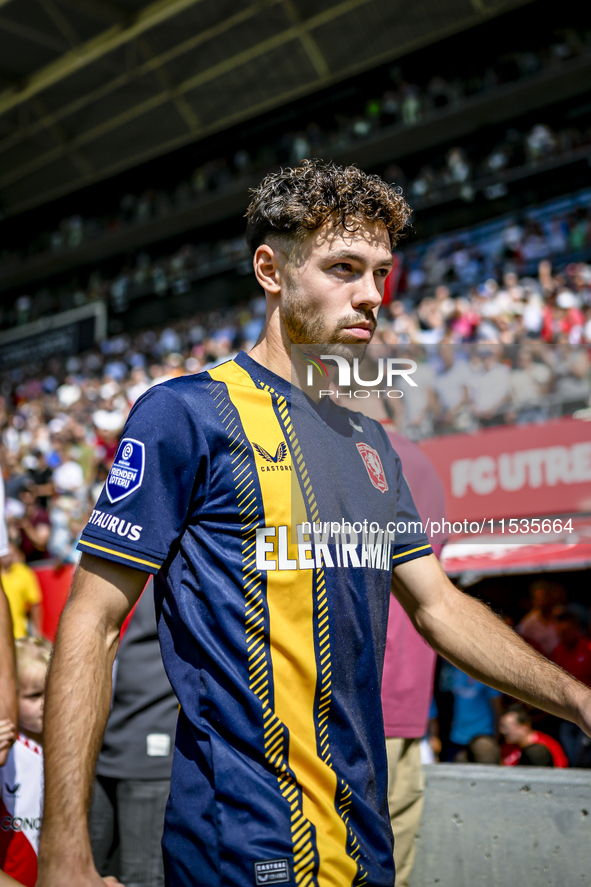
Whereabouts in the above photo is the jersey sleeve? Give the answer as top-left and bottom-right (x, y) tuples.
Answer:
(391, 464), (433, 567)
(77, 383), (208, 574)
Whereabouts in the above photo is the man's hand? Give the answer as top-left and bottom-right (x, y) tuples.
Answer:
(392, 553), (591, 733)
(0, 717), (16, 762)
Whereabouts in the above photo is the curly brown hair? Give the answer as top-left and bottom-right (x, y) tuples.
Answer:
(245, 159), (410, 256)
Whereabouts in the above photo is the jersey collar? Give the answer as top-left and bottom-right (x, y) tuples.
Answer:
(234, 351), (292, 400)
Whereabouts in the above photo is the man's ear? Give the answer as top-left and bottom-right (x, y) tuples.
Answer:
(253, 243), (284, 295)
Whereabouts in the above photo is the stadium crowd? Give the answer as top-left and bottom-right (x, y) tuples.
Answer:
(2, 202), (591, 887)
(1, 21), (589, 284)
(2, 241), (591, 564)
(5, 178), (591, 332)
(1, 14), (591, 887)
(2, 285), (591, 769)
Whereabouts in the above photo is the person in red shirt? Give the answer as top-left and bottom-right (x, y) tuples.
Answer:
(551, 606), (591, 766)
(552, 606), (591, 685)
(380, 430), (445, 887)
(500, 704), (568, 768)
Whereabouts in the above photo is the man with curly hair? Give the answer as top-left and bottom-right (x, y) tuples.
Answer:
(38, 160), (591, 887)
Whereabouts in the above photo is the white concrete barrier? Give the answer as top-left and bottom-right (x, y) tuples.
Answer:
(410, 764), (591, 886)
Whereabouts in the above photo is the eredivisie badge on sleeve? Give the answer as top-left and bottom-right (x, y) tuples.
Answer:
(106, 438), (145, 503)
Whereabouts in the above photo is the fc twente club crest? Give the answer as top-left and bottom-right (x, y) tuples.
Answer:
(356, 442), (389, 494)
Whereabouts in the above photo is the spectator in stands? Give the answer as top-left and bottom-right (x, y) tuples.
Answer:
(551, 605), (591, 766)
(468, 346), (512, 427)
(445, 147), (471, 185)
(380, 429), (445, 887)
(466, 735), (501, 764)
(568, 208), (590, 252)
(399, 346), (436, 440)
(554, 348), (591, 413)
(439, 662), (502, 762)
(521, 221), (549, 262)
(516, 579), (561, 656)
(508, 346), (552, 423)
(525, 124), (557, 163)
(400, 81), (421, 124)
(433, 344), (473, 433)
(552, 605), (591, 682)
(519, 744), (554, 766)
(0, 543), (42, 639)
(0, 20), (585, 293)
(11, 481), (50, 563)
(500, 704), (568, 767)
(448, 297), (481, 342)
(24, 451), (54, 510)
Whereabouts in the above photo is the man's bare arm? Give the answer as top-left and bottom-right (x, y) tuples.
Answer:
(0, 584), (16, 766)
(392, 554), (591, 735)
(37, 553), (147, 887)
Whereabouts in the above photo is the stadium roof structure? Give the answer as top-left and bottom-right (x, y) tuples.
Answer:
(0, 0), (534, 217)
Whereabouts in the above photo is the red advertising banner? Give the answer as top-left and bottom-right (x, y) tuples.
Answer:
(419, 417), (591, 523)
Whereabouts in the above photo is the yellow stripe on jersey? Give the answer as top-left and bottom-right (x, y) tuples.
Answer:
(209, 360), (357, 887)
(78, 539), (161, 570)
(207, 364), (316, 883)
(392, 544), (432, 560)
(271, 388), (366, 884)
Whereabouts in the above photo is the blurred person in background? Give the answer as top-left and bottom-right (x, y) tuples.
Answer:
(554, 348), (591, 414)
(11, 480), (50, 564)
(23, 451), (54, 510)
(0, 641), (126, 887)
(551, 605), (591, 767)
(36, 160), (591, 887)
(500, 704), (568, 768)
(433, 344), (473, 433)
(398, 346), (437, 441)
(466, 735), (501, 765)
(468, 346), (511, 428)
(439, 662), (502, 762)
(0, 636), (51, 886)
(518, 744), (554, 766)
(516, 579), (562, 656)
(0, 543), (42, 639)
(377, 416), (445, 887)
(508, 346), (552, 424)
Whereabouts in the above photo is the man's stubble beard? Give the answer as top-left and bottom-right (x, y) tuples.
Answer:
(280, 278), (376, 365)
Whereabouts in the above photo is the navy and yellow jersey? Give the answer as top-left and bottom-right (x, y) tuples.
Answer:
(78, 351), (432, 887)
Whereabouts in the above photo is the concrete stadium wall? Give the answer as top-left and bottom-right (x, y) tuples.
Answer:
(410, 764), (591, 887)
